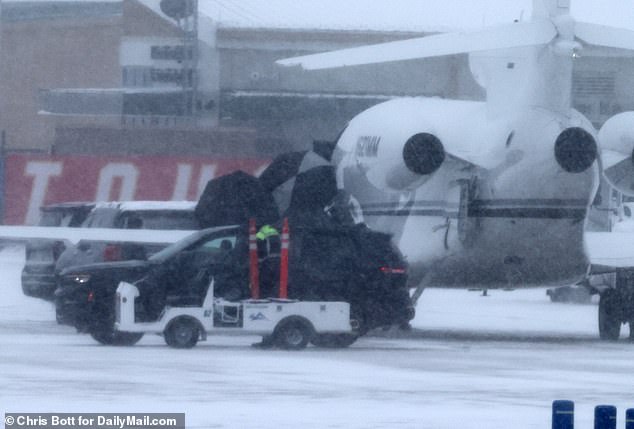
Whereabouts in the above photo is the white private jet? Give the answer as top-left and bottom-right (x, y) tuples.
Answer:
(277, 0), (634, 338)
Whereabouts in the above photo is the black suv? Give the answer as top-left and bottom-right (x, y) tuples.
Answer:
(56, 224), (413, 346)
(21, 202), (95, 300)
(54, 201), (199, 273)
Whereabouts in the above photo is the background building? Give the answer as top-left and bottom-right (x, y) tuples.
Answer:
(0, 0), (482, 158)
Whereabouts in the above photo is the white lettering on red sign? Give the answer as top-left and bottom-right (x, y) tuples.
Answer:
(171, 163), (193, 200)
(196, 165), (217, 199)
(24, 161), (63, 225)
(4, 154), (270, 225)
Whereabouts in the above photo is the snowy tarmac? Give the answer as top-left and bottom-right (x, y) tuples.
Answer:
(1, 245), (633, 429)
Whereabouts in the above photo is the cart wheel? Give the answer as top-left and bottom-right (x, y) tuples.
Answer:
(310, 333), (358, 348)
(165, 317), (200, 349)
(274, 318), (313, 350)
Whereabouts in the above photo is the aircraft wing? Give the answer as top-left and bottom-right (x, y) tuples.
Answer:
(585, 231), (634, 267)
(575, 22), (634, 52)
(0, 226), (195, 246)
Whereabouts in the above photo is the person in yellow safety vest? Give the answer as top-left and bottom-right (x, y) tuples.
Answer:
(256, 224), (279, 240)
(256, 225), (280, 258)
(252, 224), (281, 349)
(256, 224), (281, 297)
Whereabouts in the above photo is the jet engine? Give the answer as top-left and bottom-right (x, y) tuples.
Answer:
(598, 112), (634, 196)
(553, 127), (597, 174)
(402, 133), (445, 176)
(334, 98), (486, 193)
(355, 131), (446, 192)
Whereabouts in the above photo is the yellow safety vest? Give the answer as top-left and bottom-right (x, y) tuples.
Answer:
(256, 225), (279, 240)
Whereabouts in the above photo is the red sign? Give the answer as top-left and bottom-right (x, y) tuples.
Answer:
(4, 154), (270, 225)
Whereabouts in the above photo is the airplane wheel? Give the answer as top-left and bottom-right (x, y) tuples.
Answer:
(310, 333), (358, 348)
(165, 317), (200, 349)
(274, 318), (312, 350)
(599, 289), (622, 341)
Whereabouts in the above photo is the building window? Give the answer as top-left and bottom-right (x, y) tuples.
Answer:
(122, 66), (153, 87)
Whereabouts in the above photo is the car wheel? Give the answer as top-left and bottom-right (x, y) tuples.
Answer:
(90, 328), (143, 346)
(599, 289), (622, 341)
(164, 317), (200, 349)
(274, 318), (312, 350)
(310, 333), (358, 348)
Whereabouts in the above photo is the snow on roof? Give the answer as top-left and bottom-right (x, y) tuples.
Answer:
(48, 87), (184, 94)
(93, 201), (197, 211)
(229, 90), (396, 100)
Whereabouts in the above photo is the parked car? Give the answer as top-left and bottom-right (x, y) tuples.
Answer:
(546, 265), (613, 304)
(21, 202), (95, 300)
(55, 224), (414, 346)
(54, 201), (199, 274)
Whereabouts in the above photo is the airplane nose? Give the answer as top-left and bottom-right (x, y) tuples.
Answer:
(554, 127), (597, 173)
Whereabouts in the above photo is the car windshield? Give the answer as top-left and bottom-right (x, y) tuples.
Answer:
(148, 227), (239, 263)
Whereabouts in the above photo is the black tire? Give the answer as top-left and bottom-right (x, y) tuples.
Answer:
(164, 317), (200, 349)
(599, 289), (622, 341)
(90, 328), (143, 346)
(310, 333), (358, 348)
(274, 319), (312, 350)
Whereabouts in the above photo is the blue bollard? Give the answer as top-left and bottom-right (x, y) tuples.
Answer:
(594, 405), (617, 429)
(626, 409), (634, 429)
(553, 400), (574, 429)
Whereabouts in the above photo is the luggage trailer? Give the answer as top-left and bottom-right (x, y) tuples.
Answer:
(115, 218), (354, 349)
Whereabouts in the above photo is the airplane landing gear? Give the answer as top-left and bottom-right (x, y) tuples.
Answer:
(598, 283), (634, 342)
(598, 289), (622, 341)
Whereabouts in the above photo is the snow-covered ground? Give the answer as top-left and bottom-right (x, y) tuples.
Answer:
(1, 245), (633, 429)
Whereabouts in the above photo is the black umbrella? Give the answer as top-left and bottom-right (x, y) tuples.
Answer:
(195, 170), (279, 228)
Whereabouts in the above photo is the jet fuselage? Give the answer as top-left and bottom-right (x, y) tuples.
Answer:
(336, 98), (598, 288)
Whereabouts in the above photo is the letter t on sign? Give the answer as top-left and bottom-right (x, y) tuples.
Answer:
(24, 161), (62, 225)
